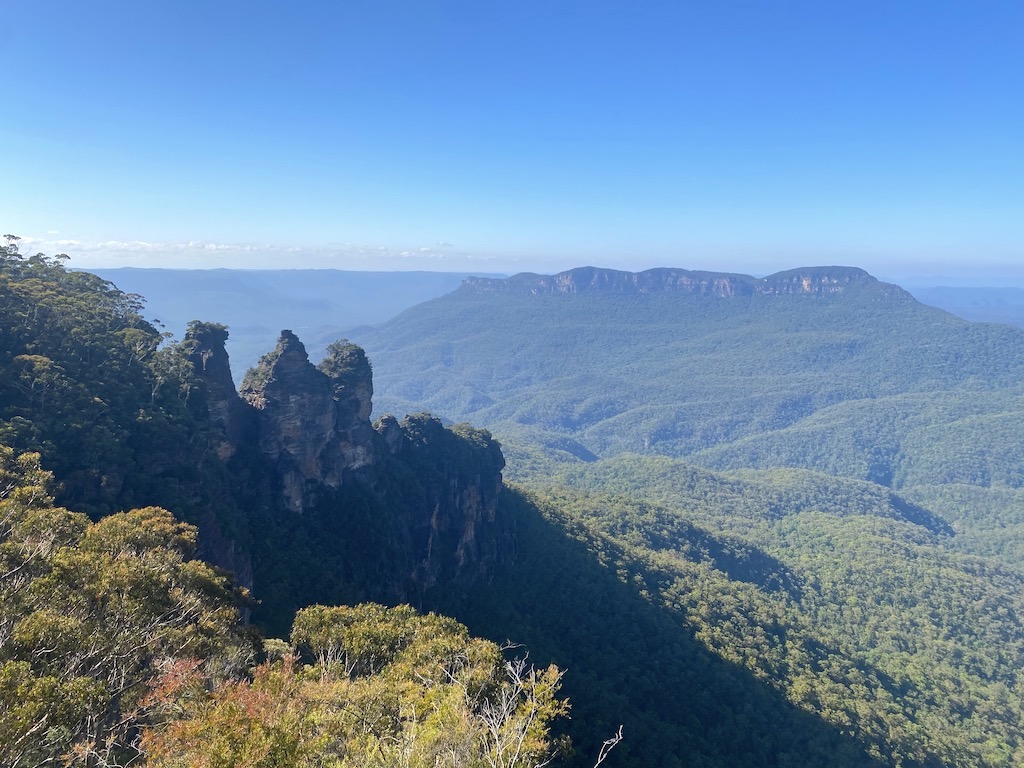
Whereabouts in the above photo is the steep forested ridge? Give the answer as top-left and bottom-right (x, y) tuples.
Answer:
(494, 458), (1024, 766)
(5, 245), (1024, 767)
(0, 447), (568, 767)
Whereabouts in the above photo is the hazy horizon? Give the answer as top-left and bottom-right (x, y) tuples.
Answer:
(69, 259), (1024, 291)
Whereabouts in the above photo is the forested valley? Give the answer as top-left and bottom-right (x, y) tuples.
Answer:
(3, 241), (1024, 767)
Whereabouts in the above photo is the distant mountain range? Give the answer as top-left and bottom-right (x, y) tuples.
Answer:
(350, 265), (1024, 564)
(85, 267), (1024, 386)
(904, 284), (1024, 328)
(350, 267), (1024, 466)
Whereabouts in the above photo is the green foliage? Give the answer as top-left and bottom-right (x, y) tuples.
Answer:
(0, 237), (222, 518)
(238, 345), (281, 397)
(318, 339), (371, 392)
(291, 603), (440, 678)
(0, 446), (251, 767)
(395, 413), (505, 479)
(143, 603), (568, 768)
(468, 455), (1024, 767)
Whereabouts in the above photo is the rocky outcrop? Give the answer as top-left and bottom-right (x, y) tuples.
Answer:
(238, 331), (377, 513)
(757, 267), (908, 297)
(319, 340), (377, 475)
(185, 328), (510, 614)
(186, 321), (256, 461)
(379, 414), (507, 590)
(462, 265), (912, 300)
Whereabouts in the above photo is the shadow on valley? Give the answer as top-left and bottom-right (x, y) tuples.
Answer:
(887, 492), (955, 536)
(445, 488), (888, 768)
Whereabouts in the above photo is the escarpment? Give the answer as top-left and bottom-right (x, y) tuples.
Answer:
(379, 413), (507, 589)
(461, 265), (911, 300)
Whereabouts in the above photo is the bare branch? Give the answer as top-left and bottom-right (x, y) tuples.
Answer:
(593, 726), (624, 767)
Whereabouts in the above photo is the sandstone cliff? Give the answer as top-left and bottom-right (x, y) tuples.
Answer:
(185, 327), (509, 625)
(378, 413), (506, 590)
(236, 330), (375, 513)
(462, 265), (912, 300)
(185, 321), (256, 461)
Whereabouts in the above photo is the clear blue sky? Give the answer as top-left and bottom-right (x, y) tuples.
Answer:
(3, 1), (1023, 281)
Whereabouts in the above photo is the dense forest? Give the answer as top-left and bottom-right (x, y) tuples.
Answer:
(352, 266), (1024, 766)
(4, 242), (1024, 766)
(0, 238), (572, 767)
(353, 267), (1024, 567)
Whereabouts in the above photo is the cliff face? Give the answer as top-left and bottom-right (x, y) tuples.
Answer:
(462, 265), (911, 300)
(235, 331), (377, 513)
(187, 328), (508, 618)
(378, 414), (507, 591)
(320, 340), (378, 477)
(186, 322), (256, 461)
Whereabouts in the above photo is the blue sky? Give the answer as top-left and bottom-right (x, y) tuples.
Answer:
(3, 1), (1023, 282)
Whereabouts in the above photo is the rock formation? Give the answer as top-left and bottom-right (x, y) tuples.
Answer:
(185, 321), (256, 461)
(462, 265), (912, 300)
(237, 331), (361, 512)
(186, 327), (508, 614)
(383, 414), (507, 590)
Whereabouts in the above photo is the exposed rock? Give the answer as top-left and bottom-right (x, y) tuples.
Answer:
(186, 321), (256, 461)
(463, 267), (756, 297)
(319, 340), (377, 472)
(462, 265), (911, 300)
(239, 330), (376, 513)
(758, 266), (907, 298)
(167, 321), (257, 591)
(186, 329), (510, 614)
(384, 414), (507, 590)
(375, 413), (407, 454)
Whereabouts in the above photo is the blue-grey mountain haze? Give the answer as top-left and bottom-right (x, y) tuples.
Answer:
(90, 266), (1024, 384)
